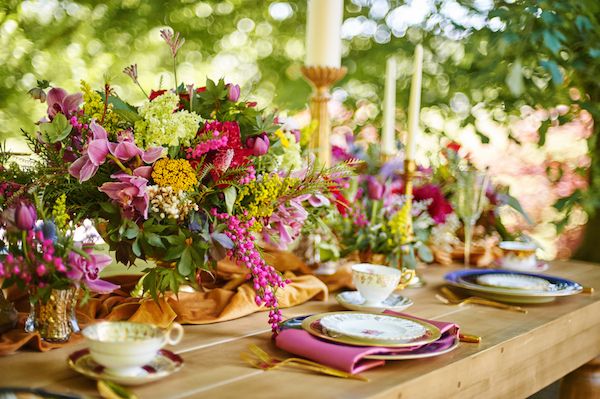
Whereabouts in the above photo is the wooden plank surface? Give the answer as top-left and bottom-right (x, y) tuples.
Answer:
(1, 260), (599, 399)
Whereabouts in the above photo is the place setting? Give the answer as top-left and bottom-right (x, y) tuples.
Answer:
(67, 321), (184, 386)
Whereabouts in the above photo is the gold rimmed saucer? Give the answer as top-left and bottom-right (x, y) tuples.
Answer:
(301, 311), (441, 348)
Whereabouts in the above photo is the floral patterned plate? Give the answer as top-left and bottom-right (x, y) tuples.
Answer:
(67, 348), (183, 386)
(335, 291), (413, 313)
(301, 311), (441, 347)
(445, 269), (583, 303)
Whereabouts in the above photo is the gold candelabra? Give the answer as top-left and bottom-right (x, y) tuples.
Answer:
(301, 66), (347, 168)
(403, 158), (416, 243)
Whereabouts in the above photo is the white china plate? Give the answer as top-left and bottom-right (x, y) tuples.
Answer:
(499, 261), (549, 272)
(335, 291), (413, 313)
(67, 348), (183, 386)
(476, 274), (552, 291)
(364, 337), (460, 360)
(319, 313), (427, 342)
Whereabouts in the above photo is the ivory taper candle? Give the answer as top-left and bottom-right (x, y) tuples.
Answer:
(381, 56), (397, 156)
(305, 0), (343, 68)
(406, 44), (423, 160)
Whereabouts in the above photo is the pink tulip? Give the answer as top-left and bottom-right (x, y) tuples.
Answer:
(246, 134), (270, 156)
(227, 84), (241, 102)
(14, 202), (37, 231)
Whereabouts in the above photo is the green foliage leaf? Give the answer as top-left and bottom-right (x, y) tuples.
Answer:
(223, 186), (236, 214)
(39, 113), (72, 143)
(177, 247), (193, 276)
(542, 30), (563, 55)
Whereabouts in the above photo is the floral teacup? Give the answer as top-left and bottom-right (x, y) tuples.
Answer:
(352, 263), (415, 305)
(82, 321), (184, 376)
(499, 241), (537, 271)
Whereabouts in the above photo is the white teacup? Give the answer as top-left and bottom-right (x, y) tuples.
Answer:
(499, 241), (537, 271)
(82, 321), (184, 376)
(352, 263), (415, 306)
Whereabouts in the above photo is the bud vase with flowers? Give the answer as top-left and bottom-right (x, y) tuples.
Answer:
(0, 191), (118, 342)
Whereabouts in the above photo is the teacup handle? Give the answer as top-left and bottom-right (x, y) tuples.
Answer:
(396, 269), (416, 290)
(165, 322), (184, 346)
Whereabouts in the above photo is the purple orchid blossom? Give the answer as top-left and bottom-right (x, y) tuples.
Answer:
(46, 88), (83, 119)
(69, 122), (163, 182)
(67, 246), (119, 294)
(98, 167), (150, 219)
(262, 199), (309, 249)
(227, 84), (241, 102)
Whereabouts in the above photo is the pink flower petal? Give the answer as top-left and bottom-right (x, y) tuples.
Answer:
(63, 93), (83, 114)
(88, 140), (110, 166)
(142, 147), (164, 163)
(112, 141), (142, 161)
(90, 121), (108, 140)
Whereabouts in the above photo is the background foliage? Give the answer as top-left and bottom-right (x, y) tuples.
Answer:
(1, 0), (598, 259)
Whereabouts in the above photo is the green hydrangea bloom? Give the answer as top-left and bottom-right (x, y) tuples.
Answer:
(134, 92), (201, 148)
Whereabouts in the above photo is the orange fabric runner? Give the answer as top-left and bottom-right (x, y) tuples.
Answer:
(0, 253), (330, 355)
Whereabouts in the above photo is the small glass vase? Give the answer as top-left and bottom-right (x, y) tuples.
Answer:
(25, 286), (79, 342)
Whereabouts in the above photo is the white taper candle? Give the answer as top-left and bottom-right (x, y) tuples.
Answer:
(406, 44), (423, 160)
(381, 56), (397, 156)
(305, 0), (344, 68)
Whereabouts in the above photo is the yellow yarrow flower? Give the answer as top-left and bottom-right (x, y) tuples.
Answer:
(274, 129), (290, 148)
(80, 80), (120, 133)
(388, 202), (412, 245)
(237, 174), (297, 221)
(151, 158), (198, 192)
(52, 193), (69, 230)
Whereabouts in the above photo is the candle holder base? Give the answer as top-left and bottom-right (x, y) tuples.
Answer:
(302, 66), (347, 167)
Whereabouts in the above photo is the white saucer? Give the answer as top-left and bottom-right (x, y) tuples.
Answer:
(499, 261), (549, 272)
(335, 291), (413, 313)
(67, 348), (183, 386)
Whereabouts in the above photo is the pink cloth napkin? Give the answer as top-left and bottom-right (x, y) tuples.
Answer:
(274, 311), (459, 374)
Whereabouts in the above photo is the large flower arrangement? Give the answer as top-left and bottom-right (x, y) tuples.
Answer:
(15, 30), (352, 332)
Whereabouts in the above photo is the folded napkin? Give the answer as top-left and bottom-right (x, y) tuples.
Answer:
(275, 311), (459, 374)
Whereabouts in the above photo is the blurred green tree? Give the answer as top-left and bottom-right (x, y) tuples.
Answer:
(0, 0), (598, 259)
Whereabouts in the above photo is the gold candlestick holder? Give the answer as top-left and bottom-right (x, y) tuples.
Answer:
(301, 66), (347, 168)
(403, 158), (426, 287)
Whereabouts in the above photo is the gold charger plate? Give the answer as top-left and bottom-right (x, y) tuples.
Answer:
(301, 311), (442, 348)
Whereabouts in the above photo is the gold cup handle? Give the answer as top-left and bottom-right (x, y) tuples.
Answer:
(396, 269), (416, 290)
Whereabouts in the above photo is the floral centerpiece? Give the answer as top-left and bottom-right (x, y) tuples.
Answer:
(15, 29), (352, 332)
(0, 183), (117, 341)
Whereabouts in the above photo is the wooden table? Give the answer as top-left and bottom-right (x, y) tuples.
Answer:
(1, 260), (600, 399)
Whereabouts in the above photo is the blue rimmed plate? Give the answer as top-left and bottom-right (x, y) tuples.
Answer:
(444, 269), (583, 303)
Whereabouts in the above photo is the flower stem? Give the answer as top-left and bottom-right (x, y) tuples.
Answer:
(107, 154), (133, 175)
(173, 56), (178, 92)
(135, 81), (149, 99)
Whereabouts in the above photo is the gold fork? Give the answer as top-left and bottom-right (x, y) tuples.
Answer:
(241, 344), (368, 381)
(437, 287), (528, 314)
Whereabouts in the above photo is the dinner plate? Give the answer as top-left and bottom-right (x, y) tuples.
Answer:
(364, 336), (460, 360)
(475, 274), (552, 291)
(445, 269), (582, 303)
(301, 311), (442, 347)
(320, 313), (427, 341)
(67, 348), (183, 386)
(335, 291), (413, 313)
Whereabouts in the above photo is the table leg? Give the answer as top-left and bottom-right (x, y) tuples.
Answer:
(559, 356), (600, 399)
